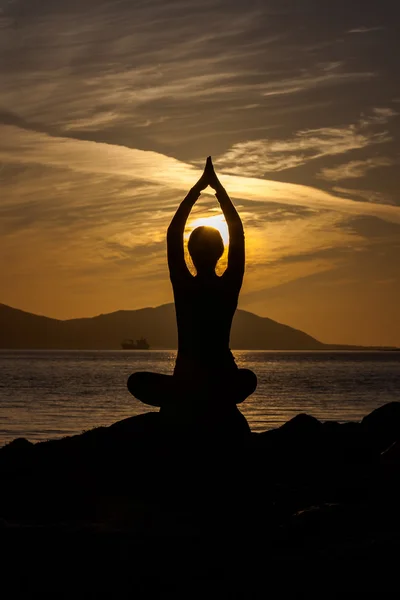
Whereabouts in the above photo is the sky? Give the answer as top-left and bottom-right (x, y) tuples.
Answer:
(1, 0), (399, 346)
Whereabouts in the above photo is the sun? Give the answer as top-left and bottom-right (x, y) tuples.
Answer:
(185, 213), (229, 245)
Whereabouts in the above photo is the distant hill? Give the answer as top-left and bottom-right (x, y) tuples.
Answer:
(0, 303), (327, 350)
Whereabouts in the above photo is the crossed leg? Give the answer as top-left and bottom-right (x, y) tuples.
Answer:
(127, 372), (176, 407)
(127, 369), (257, 408)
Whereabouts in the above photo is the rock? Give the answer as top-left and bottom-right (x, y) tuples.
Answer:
(252, 414), (324, 479)
(381, 440), (400, 464)
(0, 437), (34, 475)
(2, 403), (400, 595)
(1, 402), (400, 533)
(110, 411), (161, 435)
(321, 421), (372, 464)
(361, 402), (400, 453)
(280, 413), (322, 436)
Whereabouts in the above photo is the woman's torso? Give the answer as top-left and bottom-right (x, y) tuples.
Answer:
(173, 273), (240, 370)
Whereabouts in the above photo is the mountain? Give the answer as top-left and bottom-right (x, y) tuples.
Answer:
(0, 302), (326, 350)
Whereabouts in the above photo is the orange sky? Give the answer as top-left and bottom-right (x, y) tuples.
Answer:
(1, 0), (399, 346)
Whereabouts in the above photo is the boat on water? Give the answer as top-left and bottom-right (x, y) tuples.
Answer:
(121, 337), (150, 350)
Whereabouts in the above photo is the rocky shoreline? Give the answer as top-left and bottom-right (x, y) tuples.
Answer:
(2, 403), (400, 594)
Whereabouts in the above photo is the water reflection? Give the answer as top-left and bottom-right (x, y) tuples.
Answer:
(0, 350), (399, 443)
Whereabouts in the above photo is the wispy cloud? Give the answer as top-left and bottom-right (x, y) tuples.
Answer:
(260, 62), (375, 98)
(319, 157), (395, 181)
(0, 1), (380, 151)
(215, 108), (396, 176)
(348, 26), (385, 34)
(361, 107), (398, 126)
(2, 124), (400, 224)
(333, 187), (394, 205)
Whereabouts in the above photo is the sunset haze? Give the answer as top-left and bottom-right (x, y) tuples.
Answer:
(1, 0), (399, 346)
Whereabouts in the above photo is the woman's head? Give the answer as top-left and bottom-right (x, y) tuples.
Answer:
(188, 226), (224, 273)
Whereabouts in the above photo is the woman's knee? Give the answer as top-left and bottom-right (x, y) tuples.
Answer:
(127, 371), (149, 396)
(127, 372), (175, 406)
(239, 369), (258, 394)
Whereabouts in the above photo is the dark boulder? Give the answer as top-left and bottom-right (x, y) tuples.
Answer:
(280, 413), (322, 436)
(381, 440), (400, 464)
(361, 402), (400, 453)
(0, 437), (34, 476)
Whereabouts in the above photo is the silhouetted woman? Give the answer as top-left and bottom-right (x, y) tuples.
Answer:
(128, 157), (257, 420)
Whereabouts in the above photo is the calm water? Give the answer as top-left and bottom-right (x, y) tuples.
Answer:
(0, 350), (399, 446)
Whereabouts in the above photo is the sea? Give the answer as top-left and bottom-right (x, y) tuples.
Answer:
(0, 349), (399, 446)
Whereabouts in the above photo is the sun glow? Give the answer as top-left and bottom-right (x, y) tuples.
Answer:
(185, 213), (229, 245)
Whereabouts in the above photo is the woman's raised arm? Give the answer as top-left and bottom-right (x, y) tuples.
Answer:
(167, 162), (209, 281)
(207, 159), (245, 286)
